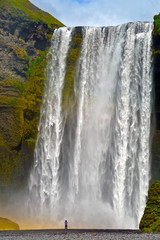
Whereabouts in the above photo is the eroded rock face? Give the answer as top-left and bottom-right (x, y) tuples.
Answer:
(0, 0), (64, 188)
(0, 14), (53, 81)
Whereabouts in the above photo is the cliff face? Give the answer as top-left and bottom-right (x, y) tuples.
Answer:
(139, 14), (160, 232)
(0, 0), (64, 188)
(152, 13), (160, 181)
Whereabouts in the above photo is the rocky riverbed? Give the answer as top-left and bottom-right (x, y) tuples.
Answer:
(0, 230), (160, 240)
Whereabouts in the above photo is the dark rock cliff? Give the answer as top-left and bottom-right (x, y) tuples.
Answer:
(152, 13), (160, 181)
(139, 14), (160, 232)
(0, 0), (64, 189)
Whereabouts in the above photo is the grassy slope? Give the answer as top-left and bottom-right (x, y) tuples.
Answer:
(0, 0), (64, 29)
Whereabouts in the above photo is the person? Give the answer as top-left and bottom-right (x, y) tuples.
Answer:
(64, 220), (68, 229)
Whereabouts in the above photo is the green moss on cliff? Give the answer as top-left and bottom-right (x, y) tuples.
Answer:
(153, 14), (160, 35)
(62, 31), (82, 113)
(0, 149), (22, 186)
(139, 181), (160, 233)
(0, 105), (26, 187)
(23, 50), (48, 140)
(0, 50), (47, 139)
(0, 0), (64, 187)
(8, 43), (28, 60)
(0, 53), (47, 186)
(0, 46), (49, 186)
(0, 0), (64, 29)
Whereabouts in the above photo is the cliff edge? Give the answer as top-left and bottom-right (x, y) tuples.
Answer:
(0, 0), (64, 188)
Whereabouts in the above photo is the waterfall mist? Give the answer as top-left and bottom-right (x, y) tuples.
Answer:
(26, 22), (153, 229)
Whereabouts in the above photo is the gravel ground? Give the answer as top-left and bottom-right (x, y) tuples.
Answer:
(0, 230), (160, 240)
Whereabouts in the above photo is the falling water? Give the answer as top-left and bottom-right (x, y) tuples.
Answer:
(28, 22), (153, 229)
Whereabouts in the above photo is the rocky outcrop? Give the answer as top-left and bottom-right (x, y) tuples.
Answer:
(0, 0), (64, 188)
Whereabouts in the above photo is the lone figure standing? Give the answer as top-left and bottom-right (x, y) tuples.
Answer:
(64, 220), (68, 229)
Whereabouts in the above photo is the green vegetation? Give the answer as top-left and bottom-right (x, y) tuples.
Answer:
(139, 181), (160, 233)
(0, 0), (65, 187)
(0, 49), (47, 136)
(0, 148), (22, 186)
(0, 0), (64, 29)
(8, 43), (28, 60)
(25, 138), (36, 143)
(153, 13), (160, 35)
(0, 47), (49, 186)
(23, 50), (47, 140)
(62, 31), (82, 113)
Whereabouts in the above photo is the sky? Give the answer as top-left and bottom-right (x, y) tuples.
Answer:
(30, 0), (160, 27)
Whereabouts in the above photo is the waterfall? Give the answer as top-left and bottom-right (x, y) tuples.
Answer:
(28, 22), (153, 229)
